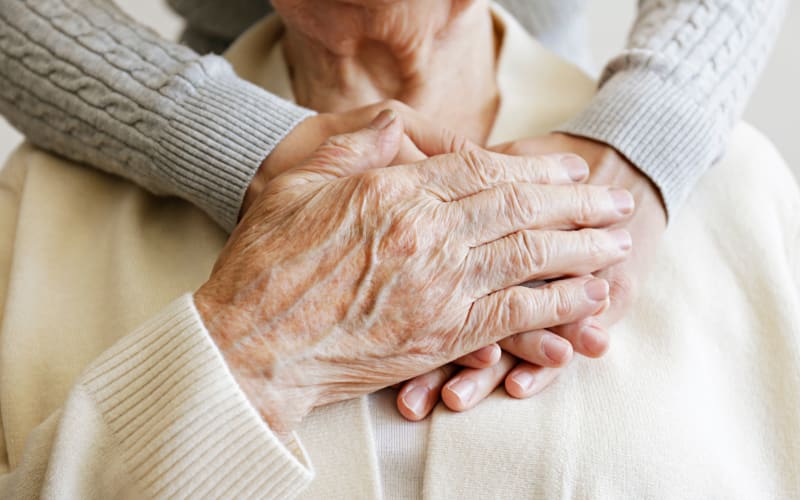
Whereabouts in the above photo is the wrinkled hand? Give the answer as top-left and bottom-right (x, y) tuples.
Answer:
(195, 113), (633, 433)
(495, 133), (667, 332)
(241, 100), (468, 215)
(397, 133), (666, 420)
(246, 102), (590, 391)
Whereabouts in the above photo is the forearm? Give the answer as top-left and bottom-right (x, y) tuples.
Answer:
(0, 0), (312, 231)
(559, 0), (787, 217)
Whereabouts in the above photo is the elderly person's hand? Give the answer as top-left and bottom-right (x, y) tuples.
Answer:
(242, 100), (465, 215)
(396, 133), (664, 419)
(195, 111), (634, 433)
(492, 133), (667, 352)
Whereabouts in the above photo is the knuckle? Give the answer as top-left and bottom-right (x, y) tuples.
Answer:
(520, 231), (550, 275)
(504, 183), (540, 225)
(529, 155), (558, 183)
(461, 149), (500, 185)
(584, 229), (610, 261)
(357, 170), (404, 210)
(502, 184), (524, 222)
(380, 208), (428, 258)
(501, 288), (531, 331)
(571, 186), (600, 225)
(550, 284), (575, 322)
(359, 169), (387, 195)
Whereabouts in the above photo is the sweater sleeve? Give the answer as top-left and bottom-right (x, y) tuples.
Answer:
(558, 0), (787, 217)
(0, 295), (314, 499)
(0, 0), (314, 231)
(0, 157), (312, 498)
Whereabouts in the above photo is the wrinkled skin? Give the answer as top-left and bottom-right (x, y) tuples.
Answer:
(195, 113), (633, 433)
(242, 100), (468, 214)
(393, 133), (667, 420)
(245, 0), (613, 419)
(494, 133), (667, 345)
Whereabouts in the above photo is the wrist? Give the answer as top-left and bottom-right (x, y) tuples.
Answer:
(193, 287), (313, 433)
(241, 160), (270, 217)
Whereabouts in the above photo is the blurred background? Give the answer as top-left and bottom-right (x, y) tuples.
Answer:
(1, 2), (798, 178)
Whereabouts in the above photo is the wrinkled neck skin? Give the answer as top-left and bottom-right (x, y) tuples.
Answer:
(277, 0), (499, 144)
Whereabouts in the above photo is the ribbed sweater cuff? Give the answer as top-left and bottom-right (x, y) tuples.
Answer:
(163, 67), (314, 231)
(559, 70), (720, 219)
(82, 294), (313, 499)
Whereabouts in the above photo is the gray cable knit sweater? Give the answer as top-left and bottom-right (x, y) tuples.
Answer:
(0, 0), (787, 230)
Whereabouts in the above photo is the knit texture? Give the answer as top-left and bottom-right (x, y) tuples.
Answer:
(558, 0), (787, 215)
(82, 295), (313, 499)
(0, 0), (313, 231)
(0, 0), (787, 224)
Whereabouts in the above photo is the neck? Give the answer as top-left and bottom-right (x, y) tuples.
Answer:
(281, 1), (499, 144)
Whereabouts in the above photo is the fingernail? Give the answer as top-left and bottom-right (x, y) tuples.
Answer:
(609, 188), (634, 215)
(401, 386), (428, 417)
(369, 109), (397, 130)
(511, 371), (535, 392)
(447, 378), (476, 405)
(561, 155), (589, 181)
(584, 278), (609, 302)
(581, 325), (609, 356)
(542, 336), (570, 364)
(610, 229), (632, 251)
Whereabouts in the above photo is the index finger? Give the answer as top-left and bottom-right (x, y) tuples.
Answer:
(407, 149), (589, 202)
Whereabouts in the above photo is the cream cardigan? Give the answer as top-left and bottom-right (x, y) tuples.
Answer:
(1, 7), (799, 499)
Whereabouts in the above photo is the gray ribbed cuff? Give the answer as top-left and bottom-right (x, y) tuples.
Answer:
(162, 63), (314, 231)
(559, 69), (721, 219)
(83, 294), (313, 498)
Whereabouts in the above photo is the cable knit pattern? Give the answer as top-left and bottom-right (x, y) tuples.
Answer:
(0, 0), (313, 230)
(0, 0), (787, 224)
(559, 0), (787, 214)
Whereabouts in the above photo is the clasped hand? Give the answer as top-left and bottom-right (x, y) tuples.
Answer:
(197, 109), (634, 433)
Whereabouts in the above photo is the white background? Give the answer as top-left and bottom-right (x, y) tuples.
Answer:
(1, 1), (798, 178)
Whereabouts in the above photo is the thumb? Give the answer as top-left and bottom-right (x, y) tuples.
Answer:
(283, 109), (403, 186)
(402, 113), (477, 156)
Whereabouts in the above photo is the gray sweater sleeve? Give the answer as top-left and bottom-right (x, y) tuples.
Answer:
(558, 0), (788, 216)
(0, 0), (313, 231)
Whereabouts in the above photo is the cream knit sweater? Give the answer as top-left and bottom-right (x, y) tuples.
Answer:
(1, 8), (799, 499)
